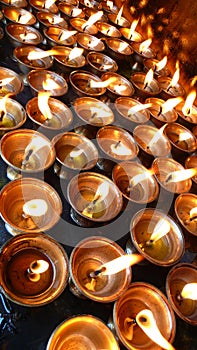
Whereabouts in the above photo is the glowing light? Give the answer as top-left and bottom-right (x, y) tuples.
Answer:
(23, 199), (48, 217)
(167, 61), (180, 90)
(118, 41), (129, 52)
(106, 0), (113, 10)
(69, 149), (84, 158)
(90, 254), (143, 277)
(164, 168), (197, 184)
(139, 38), (152, 53)
(190, 76), (197, 87)
(19, 32), (37, 41)
(148, 218), (171, 243)
(190, 207), (197, 220)
(45, 0), (56, 9)
(127, 169), (154, 191)
(22, 136), (50, 167)
(48, 16), (64, 25)
(70, 8), (82, 17)
(128, 102), (152, 116)
(42, 77), (61, 91)
(144, 68), (154, 89)
(115, 5), (124, 24)
(160, 97), (183, 114)
(182, 90), (196, 116)
(89, 76), (117, 88)
(146, 124), (167, 151)
(17, 12), (32, 24)
(38, 91), (53, 120)
(136, 309), (175, 350)
(82, 181), (109, 216)
(58, 30), (77, 41)
(68, 47), (84, 61)
(155, 56), (167, 71)
(110, 141), (132, 156)
(128, 19), (139, 39)
(82, 11), (103, 30)
(181, 283), (197, 300)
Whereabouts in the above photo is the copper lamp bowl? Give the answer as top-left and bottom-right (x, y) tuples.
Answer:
(69, 70), (106, 97)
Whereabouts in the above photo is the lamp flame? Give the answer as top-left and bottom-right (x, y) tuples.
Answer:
(127, 169), (154, 191)
(146, 124), (166, 151)
(82, 181), (109, 216)
(71, 8), (82, 17)
(90, 254), (143, 277)
(48, 16), (64, 25)
(106, 0), (113, 10)
(182, 90), (196, 116)
(82, 11), (103, 29)
(23, 199), (48, 217)
(27, 49), (59, 60)
(139, 38), (152, 53)
(89, 76), (117, 88)
(68, 47), (84, 61)
(161, 97), (183, 114)
(181, 283), (197, 300)
(136, 309), (175, 350)
(58, 30), (77, 41)
(128, 102), (152, 116)
(90, 106), (111, 120)
(69, 149), (83, 158)
(128, 19), (139, 39)
(144, 68), (154, 89)
(0, 77), (14, 87)
(29, 259), (49, 274)
(155, 56), (167, 71)
(42, 77), (61, 90)
(168, 61), (180, 89)
(190, 207), (197, 220)
(38, 91), (53, 120)
(45, 0), (56, 9)
(115, 5), (124, 24)
(148, 218), (171, 243)
(17, 12), (32, 24)
(19, 32), (37, 41)
(110, 141), (132, 156)
(164, 168), (197, 184)
(190, 76), (197, 87)
(118, 41), (129, 52)
(0, 95), (9, 120)
(88, 38), (100, 48)
(22, 135), (50, 167)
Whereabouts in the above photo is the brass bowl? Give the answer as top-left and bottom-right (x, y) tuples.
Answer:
(69, 70), (106, 97)
(36, 11), (68, 30)
(0, 97), (26, 135)
(52, 45), (86, 73)
(96, 21), (121, 38)
(58, 3), (85, 20)
(70, 17), (98, 35)
(5, 23), (43, 47)
(0, 177), (62, 235)
(101, 72), (134, 99)
(2, 7), (36, 25)
(77, 33), (105, 54)
(108, 13), (130, 28)
(27, 69), (68, 96)
(43, 26), (77, 47)
(14, 45), (54, 75)
(0, 67), (23, 97)
(29, 0), (58, 14)
(87, 51), (118, 76)
(120, 27), (143, 43)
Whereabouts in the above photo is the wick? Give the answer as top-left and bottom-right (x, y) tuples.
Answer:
(0, 110), (5, 121)
(157, 106), (162, 116)
(187, 215), (197, 222)
(17, 14), (22, 22)
(114, 140), (121, 148)
(166, 84), (172, 92)
(90, 112), (97, 119)
(164, 174), (172, 184)
(22, 149), (33, 166)
(145, 239), (154, 246)
(139, 316), (147, 323)
(143, 82), (148, 90)
(71, 9), (74, 16)
(107, 28), (110, 35)
(153, 64), (157, 72)
(58, 31), (63, 41)
(89, 266), (106, 278)
(83, 24), (89, 32)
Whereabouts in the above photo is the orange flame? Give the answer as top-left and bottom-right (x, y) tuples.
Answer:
(92, 254), (143, 276)
(82, 181), (109, 216)
(168, 61), (180, 89)
(127, 169), (154, 190)
(161, 97), (183, 114)
(118, 41), (129, 52)
(58, 30), (77, 41)
(38, 91), (53, 120)
(45, 0), (56, 9)
(146, 124), (167, 151)
(42, 77), (61, 90)
(110, 141), (132, 156)
(136, 309), (175, 350)
(128, 102), (152, 115)
(181, 283), (197, 300)
(68, 47), (84, 61)
(115, 5), (124, 24)
(19, 32), (37, 41)
(149, 218), (171, 243)
(17, 12), (32, 24)
(164, 168), (197, 184)
(139, 38), (152, 53)
(23, 199), (48, 217)
(69, 149), (84, 158)
(182, 90), (196, 116)
(82, 11), (103, 29)
(89, 76), (117, 88)
(144, 68), (154, 89)
(128, 19), (139, 39)
(106, 0), (113, 10)
(155, 56), (167, 71)
(190, 76), (197, 87)
(190, 207), (197, 220)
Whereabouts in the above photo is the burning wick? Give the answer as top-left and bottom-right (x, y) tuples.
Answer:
(166, 61), (180, 92)
(68, 149), (83, 161)
(136, 309), (175, 350)
(157, 97), (183, 117)
(89, 254), (144, 278)
(164, 168), (197, 184)
(26, 259), (49, 282)
(127, 170), (153, 192)
(0, 110), (5, 121)
(139, 218), (171, 249)
(146, 124), (167, 151)
(143, 68), (154, 91)
(82, 181), (109, 216)
(127, 102), (152, 120)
